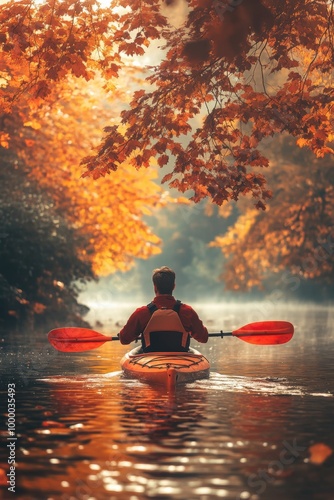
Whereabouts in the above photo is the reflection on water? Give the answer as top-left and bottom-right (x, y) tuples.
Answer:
(0, 304), (334, 499)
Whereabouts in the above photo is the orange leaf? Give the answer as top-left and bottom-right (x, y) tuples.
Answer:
(158, 154), (169, 167)
(0, 133), (10, 148)
(308, 443), (333, 465)
(42, 420), (66, 428)
(0, 468), (7, 486)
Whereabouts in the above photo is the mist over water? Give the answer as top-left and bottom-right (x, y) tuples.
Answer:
(77, 291), (333, 335)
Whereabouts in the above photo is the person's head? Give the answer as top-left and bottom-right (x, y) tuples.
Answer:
(152, 266), (175, 295)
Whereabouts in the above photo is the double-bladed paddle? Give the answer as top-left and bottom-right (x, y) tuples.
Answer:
(48, 321), (294, 352)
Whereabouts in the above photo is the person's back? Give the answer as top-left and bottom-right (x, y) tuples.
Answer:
(141, 299), (190, 352)
(119, 266), (208, 352)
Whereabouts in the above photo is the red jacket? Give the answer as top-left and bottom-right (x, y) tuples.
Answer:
(119, 295), (208, 345)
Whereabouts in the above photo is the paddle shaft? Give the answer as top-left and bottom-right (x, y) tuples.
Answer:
(209, 331), (289, 338)
(49, 332), (235, 343)
(61, 336), (119, 342)
(49, 331), (273, 344)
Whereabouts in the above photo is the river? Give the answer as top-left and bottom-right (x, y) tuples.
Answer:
(0, 302), (333, 500)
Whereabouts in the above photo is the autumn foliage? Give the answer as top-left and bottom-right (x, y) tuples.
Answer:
(0, 62), (172, 326)
(211, 136), (334, 292)
(14, 76), (166, 276)
(1, 1), (333, 207)
(81, 0), (333, 210)
(0, 0), (333, 322)
(0, 1), (171, 327)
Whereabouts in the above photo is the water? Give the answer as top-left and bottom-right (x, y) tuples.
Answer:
(1, 303), (334, 500)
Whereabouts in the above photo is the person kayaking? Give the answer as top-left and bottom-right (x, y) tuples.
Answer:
(119, 266), (208, 353)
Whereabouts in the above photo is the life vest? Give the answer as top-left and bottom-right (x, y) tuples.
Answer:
(142, 300), (190, 352)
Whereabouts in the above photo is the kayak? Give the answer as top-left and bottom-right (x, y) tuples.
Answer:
(120, 348), (210, 391)
(47, 322), (294, 392)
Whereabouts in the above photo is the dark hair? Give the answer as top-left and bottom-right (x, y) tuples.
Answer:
(152, 266), (175, 294)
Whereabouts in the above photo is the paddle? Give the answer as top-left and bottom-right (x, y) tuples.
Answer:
(48, 321), (294, 352)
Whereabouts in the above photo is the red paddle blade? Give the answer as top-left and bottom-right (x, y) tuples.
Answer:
(48, 327), (111, 352)
(232, 321), (294, 345)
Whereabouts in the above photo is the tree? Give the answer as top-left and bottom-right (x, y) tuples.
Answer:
(1, 0), (333, 298)
(11, 74), (168, 275)
(0, 71), (173, 326)
(1, 1), (332, 209)
(0, 149), (94, 329)
(1, 27), (172, 266)
(0, 0), (178, 327)
(210, 135), (334, 295)
(80, 0), (334, 209)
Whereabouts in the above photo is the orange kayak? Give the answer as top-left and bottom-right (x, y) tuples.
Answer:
(120, 348), (210, 391)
